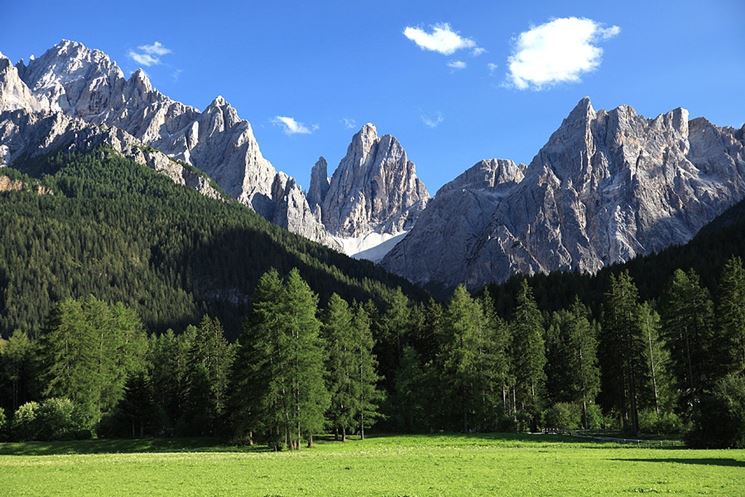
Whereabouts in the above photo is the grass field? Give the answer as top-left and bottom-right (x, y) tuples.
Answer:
(1, 434), (744, 497)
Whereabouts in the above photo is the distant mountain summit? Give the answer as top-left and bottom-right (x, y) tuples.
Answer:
(382, 97), (745, 288)
(1, 40), (428, 256)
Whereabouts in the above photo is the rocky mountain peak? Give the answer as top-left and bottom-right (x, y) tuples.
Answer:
(321, 123), (429, 238)
(307, 156), (329, 213)
(129, 68), (152, 93)
(0, 52), (43, 113)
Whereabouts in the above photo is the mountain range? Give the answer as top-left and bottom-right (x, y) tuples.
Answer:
(1, 40), (744, 291)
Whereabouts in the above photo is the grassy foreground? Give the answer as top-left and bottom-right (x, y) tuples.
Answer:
(1, 434), (744, 497)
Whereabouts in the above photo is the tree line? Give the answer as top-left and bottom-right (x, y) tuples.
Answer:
(2, 259), (744, 448)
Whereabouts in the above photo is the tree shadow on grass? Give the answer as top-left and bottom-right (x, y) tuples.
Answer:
(612, 457), (745, 468)
(0, 438), (270, 456)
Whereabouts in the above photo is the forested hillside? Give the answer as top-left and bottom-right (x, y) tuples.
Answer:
(0, 148), (424, 338)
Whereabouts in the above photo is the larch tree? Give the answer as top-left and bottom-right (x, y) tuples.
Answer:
(351, 302), (383, 440)
(717, 256), (745, 375)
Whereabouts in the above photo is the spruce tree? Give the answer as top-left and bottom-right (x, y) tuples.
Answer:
(230, 269), (286, 448)
(660, 269), (716, 417)
(600, 271), (646, 434)
(717, 256), (745, 374)
(510, 280), (546, 430)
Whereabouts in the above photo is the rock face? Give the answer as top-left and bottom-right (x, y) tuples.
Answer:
(3, 40), (336, 246)
(321, 123), (430, 238)
(306, 156), (329, 214)
(383, 97), (745, 289)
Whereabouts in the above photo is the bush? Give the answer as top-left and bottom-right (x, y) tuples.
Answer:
(686, 374), (745, 448)
(0, 407), (7, 441)
(584, 404), (604, 430)
(12, 401), (41, 441)
(544, 403), (581, 432)
(36, 398), (79, 440)
(638, 409), (683, 435)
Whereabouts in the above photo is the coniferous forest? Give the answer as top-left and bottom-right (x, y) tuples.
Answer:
(1, 150), (744, 449)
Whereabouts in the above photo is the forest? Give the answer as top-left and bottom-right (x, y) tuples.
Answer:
(0, 150), (744, 449)
(1, 261), (744, 449)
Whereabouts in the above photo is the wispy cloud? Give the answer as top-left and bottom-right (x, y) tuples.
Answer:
(487, 62), (499, 74)
(128, 41), (172, 67)
(471, 47), (487, 57)
(341, 117), (357, 129)
(506, 17), (620, 90)
(138, 41), (171, 56)
(447, 60), (467, 70)
(403, 23), (478, 55)
(421, 112), (444, 128)
(273, 116), (317, 135)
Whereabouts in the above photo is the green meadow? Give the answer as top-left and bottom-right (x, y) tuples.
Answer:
(1, 434), (744, 497)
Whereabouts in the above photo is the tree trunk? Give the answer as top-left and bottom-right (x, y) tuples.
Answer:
(307, 434), (314, 448)
(342, 426), (346, 442)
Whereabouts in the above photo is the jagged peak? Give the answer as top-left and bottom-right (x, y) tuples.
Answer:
(566, 96), (595, 121)
(209, 95), (228, 108)
(129, 68), (152, 92)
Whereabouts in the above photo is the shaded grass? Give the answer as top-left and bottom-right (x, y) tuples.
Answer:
(0, 434), (742, 497)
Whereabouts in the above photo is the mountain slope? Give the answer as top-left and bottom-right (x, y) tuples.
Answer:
(383, 98), (745, 289)
(0, 148), (425, 339)
(484, 187), (745, 319)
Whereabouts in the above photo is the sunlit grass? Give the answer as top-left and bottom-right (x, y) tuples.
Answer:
(1, 434), (743, 497)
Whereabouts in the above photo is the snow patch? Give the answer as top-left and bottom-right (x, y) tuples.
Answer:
(332, 231), (408, 262)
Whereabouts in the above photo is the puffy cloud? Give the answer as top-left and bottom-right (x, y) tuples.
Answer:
(507, 17), (620, 90)
(273, 116), (317, 135)
(447, 60), (467, 70)
(403, 23), (477, 55)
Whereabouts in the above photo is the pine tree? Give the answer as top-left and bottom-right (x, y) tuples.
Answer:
(479, 292), (511, 428)
(717, 256), (745, 374)
(600, 272), (646, 434)
(283, 269), (330, 448)
(442, 285), (485, 431)
(0, 330), (38, 414)
(230, 269), (285, 447)
(351, 303), (383, 439)
(660, 269), (716, 418)
(323, 294), (357, 440)
(510, 280), (546, 430)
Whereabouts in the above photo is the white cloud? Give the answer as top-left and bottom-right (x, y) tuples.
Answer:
(506, 17), (620, 90)
(138, 41), (171, 56)
(471, 47), (487, 57)
(487, 62), (499, 74)
(128, 51), (160, 67)
(403, 23), (477, 55)
(273, 116), (317, 135)
(447, 60), (467, 70)
(342, 117), (357, 129)
(127, 41), (173, 67)
(421, 112), (444, 128)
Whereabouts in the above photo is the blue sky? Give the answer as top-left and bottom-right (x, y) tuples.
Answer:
(2, 0), (744, 192)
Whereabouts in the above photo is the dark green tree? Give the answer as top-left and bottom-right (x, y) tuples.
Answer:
(717, 256), (745, 374)
(510, 280), (546, 430)
(322, 294), (357, 440)
(660, 269), (716, 417)
(599, 272), (646, 434)
(351, 303), (383, 439)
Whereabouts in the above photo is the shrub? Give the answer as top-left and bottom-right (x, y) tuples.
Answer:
(638, 409), (683, 435)
(584, 404), (604, 430)
(36, 398), (79, 440)
(0, 407), (7, 440)
(686, 374), (745, 448)
(12, 401), (41, 441)
(544, 403), (581, 432)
